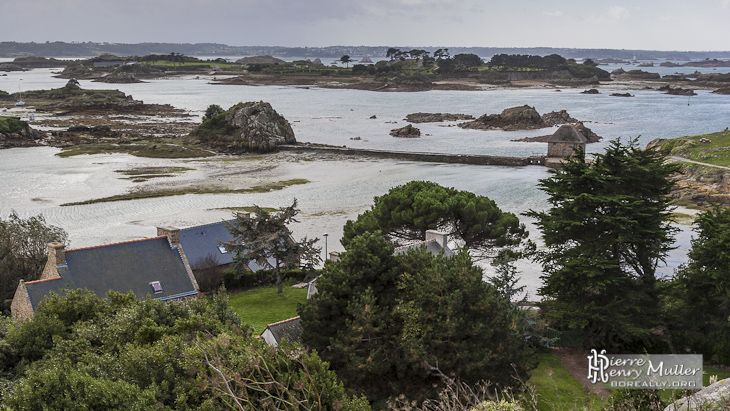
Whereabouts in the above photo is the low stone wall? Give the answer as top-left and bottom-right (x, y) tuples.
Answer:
(280, 145), (546, 167)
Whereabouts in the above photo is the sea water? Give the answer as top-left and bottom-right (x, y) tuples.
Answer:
(1, 66), (727, 297)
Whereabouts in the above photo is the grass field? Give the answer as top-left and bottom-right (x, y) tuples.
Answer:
(528, 352), (605, 411)
(658, 129), (730, 167)
(227, 284), (307, 334)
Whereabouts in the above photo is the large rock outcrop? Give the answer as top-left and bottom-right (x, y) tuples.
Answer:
(404, 113), (474, 123)
(189, 101), (296, 153)
(511, 122), (601, 143)
(541, 110), (579, 126)
(0, 117), (44, 148)
(664, 378), (730, 411)
(390, 124), (421, 138)
(458, 105), (545, 131)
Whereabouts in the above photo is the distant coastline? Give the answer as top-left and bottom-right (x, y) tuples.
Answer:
(2, 41), (730, 60)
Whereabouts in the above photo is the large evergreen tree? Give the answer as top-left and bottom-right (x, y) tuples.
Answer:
(299, 232), (532, 403)
(0, 212), (67, 311)
(668, 207), (730, 363)
(342, 181), (527, 260)
(527, 139), (679, 350)
(223, 200), (320, 293)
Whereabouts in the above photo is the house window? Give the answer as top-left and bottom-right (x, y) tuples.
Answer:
(150, 281), (163, 294)
(218, 245), (228, 254)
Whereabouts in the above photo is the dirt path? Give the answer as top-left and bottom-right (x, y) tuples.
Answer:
(671, 156), (730, 171)
(552, 348), (612, 400)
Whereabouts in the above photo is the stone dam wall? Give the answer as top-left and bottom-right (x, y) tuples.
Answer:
(279, 145), (547, 167)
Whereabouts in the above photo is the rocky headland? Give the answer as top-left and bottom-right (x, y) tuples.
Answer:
(0, 117), (43, 148)
(188, 101), (296, 153)
(0, 80), (195, 151)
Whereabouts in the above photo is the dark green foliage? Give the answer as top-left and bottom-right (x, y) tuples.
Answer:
(5, 363), (158, 411)
(488, 53), (567, 70)
(0, 117), (25, 134)
(224, 200), (320, 293)
(340, 55), (351, 67)
(0, 212), (67, 312)
(190, 108), (236, 144)
(566, 63), (611, 79)
(342, 181), (527, 260)
(667, 207), (730, 364)
(452, 53), (483, 69)
(299, 232), (532, 403)
(527, 139), (680, 350)
(202, 103), (224, 122)
(486, 53), (610, 79)
(2, 289), (368, 410)
(352, 64), (374, 75)
(489, 260), (526, 304)
(222, 268), (307, 289)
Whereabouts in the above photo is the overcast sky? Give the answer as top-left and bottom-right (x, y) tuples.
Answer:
(2, 0), (729, 51)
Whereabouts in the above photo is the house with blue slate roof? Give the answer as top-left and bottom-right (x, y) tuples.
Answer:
(176, 213), (271, 273)
(11, 232), (199, 322)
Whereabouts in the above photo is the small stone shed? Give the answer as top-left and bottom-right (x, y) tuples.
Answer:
(547, 124), (587, 159)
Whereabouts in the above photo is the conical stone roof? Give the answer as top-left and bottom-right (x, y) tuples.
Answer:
(547, 124), (587, 143)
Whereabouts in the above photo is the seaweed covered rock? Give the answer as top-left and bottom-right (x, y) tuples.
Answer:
(189, 101), (296, 153)
(658, 85), (696, 96)
(458, 105), (546, 131)
(0, 117), (44, 148)
(541, 110), (578, 126)
(389, 124), (421, 137)
(404, 112), (474, 123)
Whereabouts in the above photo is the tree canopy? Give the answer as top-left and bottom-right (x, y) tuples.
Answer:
(0, 212), (67, 312)
(1, 289), (369, 410)
(666, 207), (730, 363)
(299, 232), (532, 404)
(527, 139), (680, 350)
(224, 200), (320, 293)
(342, 181), (528, 260)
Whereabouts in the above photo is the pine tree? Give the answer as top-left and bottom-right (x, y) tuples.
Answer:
(223, 200), (320, 293)
(527, 139), (679, 350)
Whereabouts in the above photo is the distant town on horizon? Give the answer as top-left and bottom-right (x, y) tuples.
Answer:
(2, 41), (730, 60)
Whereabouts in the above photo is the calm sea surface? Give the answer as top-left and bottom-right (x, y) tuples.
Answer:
(1, 65), (727, 298)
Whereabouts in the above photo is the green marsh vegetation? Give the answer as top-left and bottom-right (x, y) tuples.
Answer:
(56, 139), (216, 159)
(114, 166), (193, 182)
(61, 178), (309, 205)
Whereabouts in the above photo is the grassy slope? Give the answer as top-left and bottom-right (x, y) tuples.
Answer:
(658, 129), (730, 167)
(528, 352), (605, 411)
(227, 284), (307, 334)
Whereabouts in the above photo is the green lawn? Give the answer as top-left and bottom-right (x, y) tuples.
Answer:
(527, 352), (605, 411)
(227, 284), (308, 334)
(659, 130), (730, 167)
(527, 352), (730, 410)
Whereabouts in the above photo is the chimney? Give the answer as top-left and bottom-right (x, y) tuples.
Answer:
(157, 226), (180, 247)
(425, 230), (448, 249)
(329, 251), (340, 262)
(236, 211), (251, 220)
(41, 242), (66, 280)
